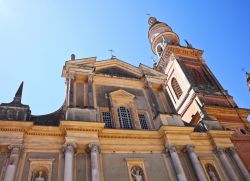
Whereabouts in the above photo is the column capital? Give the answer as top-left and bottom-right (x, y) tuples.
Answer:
(62, 142), (77, 154)
(88, 143), (100, 153)
(166, 145), (176, 153)
(228, 147), (237, 154)
(216, 147), (225, 156)
(8, 144), (23, 155)
(185, 144), (195, 153)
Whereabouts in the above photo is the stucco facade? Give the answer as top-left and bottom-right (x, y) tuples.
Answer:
(0, 17), (249, 181)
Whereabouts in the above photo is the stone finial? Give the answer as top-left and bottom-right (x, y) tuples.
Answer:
(71, 54), (75, 60)
(13, 82), (24, 103)
(62, 142), (77, 153)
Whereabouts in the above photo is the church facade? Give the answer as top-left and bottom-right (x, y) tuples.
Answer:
(0, 17), (249, 181)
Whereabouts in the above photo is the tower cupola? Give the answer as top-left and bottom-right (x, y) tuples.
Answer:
(148, 17), (179, 57)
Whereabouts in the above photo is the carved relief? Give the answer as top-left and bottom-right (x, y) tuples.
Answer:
(205, 164), (221, 181)
(126, 158), (148, 181)
(31, 167), (48, 181)
(131, 166), (145, 181)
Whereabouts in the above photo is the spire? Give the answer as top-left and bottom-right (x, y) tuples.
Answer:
(13, 81), (23, 103)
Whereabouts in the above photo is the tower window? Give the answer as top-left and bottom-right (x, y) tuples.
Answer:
(156, 45), (163, 57)
(102, 112), (113, 128)
(138, 114), (148, 129)
(171, 77), (183, 99)
(118, 106), (133, 129)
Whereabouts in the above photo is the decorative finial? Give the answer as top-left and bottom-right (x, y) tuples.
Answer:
(14, 81), (23, 103)
(148, 17), (157, 26)
(184, 39), (193, 48)
(246, 72), (250, 92)
(108, 49), (116, 59)
(241, 68), (250, 91)
(151, 57), (157, 68)
(71, 54), (75, 60)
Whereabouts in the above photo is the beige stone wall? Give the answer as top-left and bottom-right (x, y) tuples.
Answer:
(102, 153), (174, 181)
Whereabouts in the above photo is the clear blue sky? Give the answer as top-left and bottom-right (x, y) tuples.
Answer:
(0, 0), (250, 115)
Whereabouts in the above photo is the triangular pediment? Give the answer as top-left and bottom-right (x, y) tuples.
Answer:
(139, 64), (167, 78)
(109, 89), (135, 99)
(95, 58), (142, 79)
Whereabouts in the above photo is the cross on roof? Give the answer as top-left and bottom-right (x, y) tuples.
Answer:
(108, 49), (116, 59)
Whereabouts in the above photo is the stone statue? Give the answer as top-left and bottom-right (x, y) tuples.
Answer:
(207, 165), (219, 181)
(34, 171), (45, 181)
(131, 167), (143, 181)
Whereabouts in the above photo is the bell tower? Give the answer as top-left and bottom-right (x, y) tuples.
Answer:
(148, 17), (179, 58)
(147, 17), (245, 130)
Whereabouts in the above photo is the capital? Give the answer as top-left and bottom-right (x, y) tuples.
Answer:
(228, 147), (237, 154)
(185, 144), (195, 153)
(62, 142), (77, 154)
(8, 144), (23, 155)
(216, 147), (225, 156)
(166, 145), (176, 153)
(88, 143), (100, 153)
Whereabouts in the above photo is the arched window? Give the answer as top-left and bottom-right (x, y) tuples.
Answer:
(171, 77), (183, 99)
(205, 164), (220, 181)
(117, 106), (133, 129)
(156, 44), (163, 57)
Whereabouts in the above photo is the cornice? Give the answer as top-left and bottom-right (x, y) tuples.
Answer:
(25, 126), (64, 136)
(99, 129), (161, 139)
(60, 121), (105, 133)
(0, 121), (33, 133)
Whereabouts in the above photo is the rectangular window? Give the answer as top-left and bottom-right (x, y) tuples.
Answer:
(102, 112), (113, 128)
(138, 114), (148, 129)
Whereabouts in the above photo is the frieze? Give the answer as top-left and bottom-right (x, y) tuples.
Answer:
(166, 45), (203, 59)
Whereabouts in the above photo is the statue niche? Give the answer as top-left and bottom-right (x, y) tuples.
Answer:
(130, 166), (145, 181)
(31, 167), (48, 181)
(205, 163), (220, 181)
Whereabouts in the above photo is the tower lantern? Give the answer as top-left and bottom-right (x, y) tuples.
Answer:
(148, 17), (179, 57)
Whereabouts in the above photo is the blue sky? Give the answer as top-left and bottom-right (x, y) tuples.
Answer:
(0, 0), (250, 115)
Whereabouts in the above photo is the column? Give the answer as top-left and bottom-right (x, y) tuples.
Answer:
(4, 145), (23, 181)
(62, 142), (77, 181)
(216, 147), (239, 181)
(228, 147), (250, 181)
(88, 74), (94, 108)
(166, 145), (187, 181)
(89, 143), (100, 181)
(185, 145), (208, 181)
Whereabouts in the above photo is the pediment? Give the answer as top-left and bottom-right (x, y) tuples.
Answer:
(139, 64), (167, 78)
(109, 89), (135, 99)
(95, 58), (142, 79)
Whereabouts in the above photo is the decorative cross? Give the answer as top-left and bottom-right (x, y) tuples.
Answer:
(108, 49), (116, 59)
